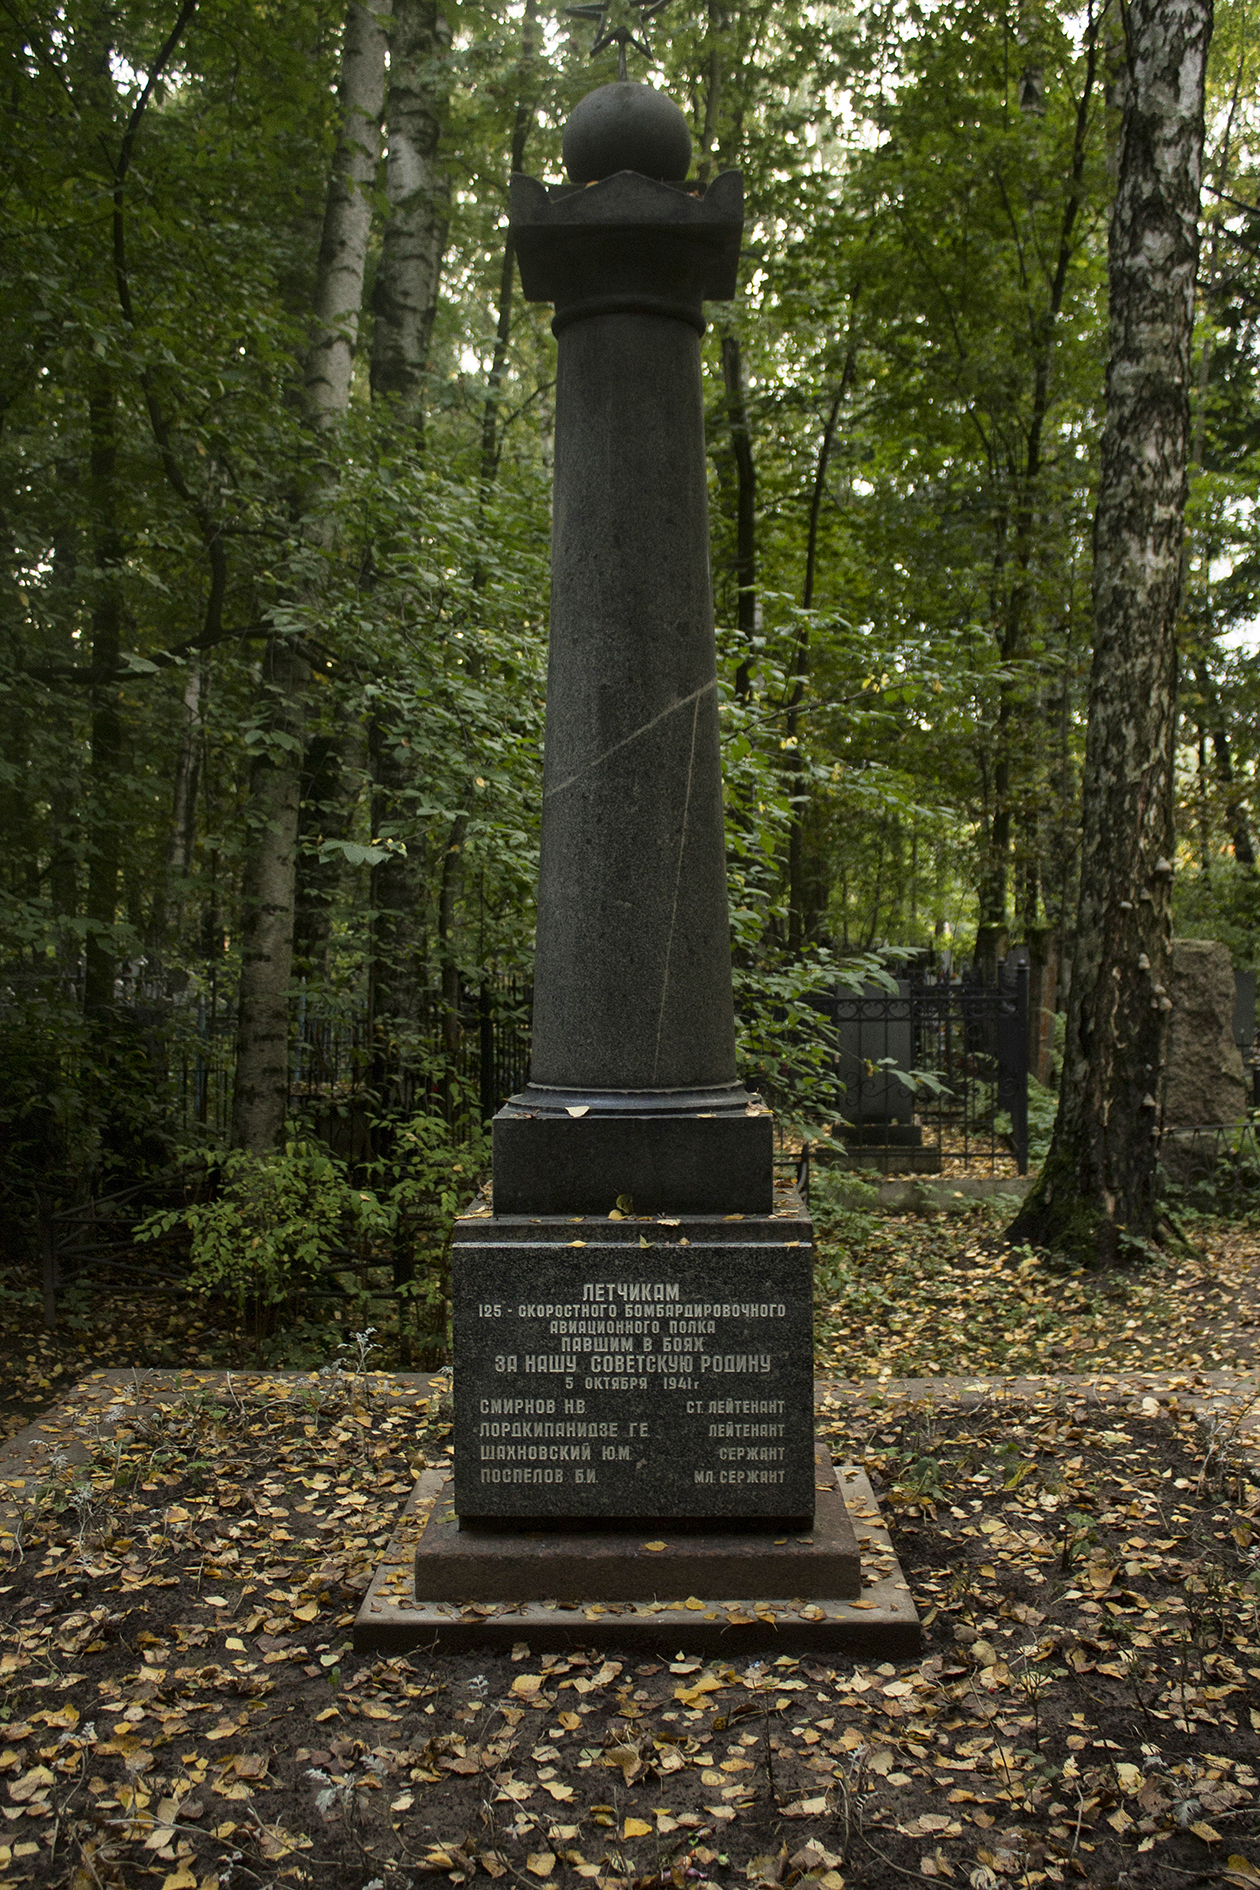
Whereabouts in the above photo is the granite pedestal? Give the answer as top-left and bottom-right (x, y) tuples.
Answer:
(492, 1104), (774, 1218)
(451, 1201), (815, 1527)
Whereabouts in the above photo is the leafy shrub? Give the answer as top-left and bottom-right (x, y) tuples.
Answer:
(138, 1140), (371, 1336)
(994, 1073), (1060, 1165)
(137, 1116), (489, 1360)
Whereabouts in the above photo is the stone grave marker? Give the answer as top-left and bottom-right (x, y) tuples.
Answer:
(396, 43), (916, 1654)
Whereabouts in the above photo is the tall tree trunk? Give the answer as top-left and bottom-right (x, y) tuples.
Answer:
(787, 364), (851, 953)
(302, 3), (392, 432)
(47, 519), (81, 953)
(722, 334), (757, 702)
(477, 0), (537, 501)
(147, 656), (203, 966)
(365, 0), (451, 1114)
(370, 0), (451, 411)
(292, 729), (348, 983)
(976, 16), (1102, 979)
(368, 719), (429, 1106)
(1008, 0), (1211, 1264)
(1194, 657), (1256, 867)
(168, 658), (203, 881)
(437, 813), (467, 1117)
(232, 638), (308, 1152)
(232, 0), (390, 1152)
(84, 365), (124, 1017)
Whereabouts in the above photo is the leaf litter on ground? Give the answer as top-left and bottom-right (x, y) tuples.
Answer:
(814, 1199), (1260, 1380)
(0, 1203), (1258, 1885)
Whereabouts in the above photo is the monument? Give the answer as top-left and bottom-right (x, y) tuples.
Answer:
(458, 44), (818, 1530)
(1160, 938), (1249, 1184)
(381, 8), (918, 1655)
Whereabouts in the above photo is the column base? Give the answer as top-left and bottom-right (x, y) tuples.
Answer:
(491, 1105), (774, 1216)
(354, 1458), (921, 1659)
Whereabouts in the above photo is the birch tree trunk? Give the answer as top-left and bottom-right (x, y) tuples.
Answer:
(1008, 0), (1211, 1264)
(364, 0), (450, 1132)
(370, 0), (451, 409)
(231, 1), (390, 1153)
(84, 364), (124, 1018)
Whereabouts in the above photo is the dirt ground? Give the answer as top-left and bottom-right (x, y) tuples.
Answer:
(0, 1206), (1258, 1889)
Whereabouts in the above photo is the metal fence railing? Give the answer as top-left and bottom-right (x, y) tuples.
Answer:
(168, 973), (534, 1145)
(160, 966), (1031, 1173)
(807, 962), (1030, 1176)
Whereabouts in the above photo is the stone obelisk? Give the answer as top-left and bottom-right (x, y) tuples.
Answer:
(391, 40), (906, 1659)
(439, 65), (820, 1535)
(491, 78), (773, 1218)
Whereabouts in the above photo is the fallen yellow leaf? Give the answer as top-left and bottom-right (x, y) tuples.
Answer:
(674, 1673), (724, 1706)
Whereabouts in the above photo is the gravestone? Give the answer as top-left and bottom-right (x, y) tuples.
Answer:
(1164, 939), (1248, 1127)
(836, 980), (915, 1129)
(828, 978), (939, 1173)
(413, 53), (846, 1607)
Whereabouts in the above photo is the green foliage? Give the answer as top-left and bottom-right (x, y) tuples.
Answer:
(1159, 1120), (1260, 1225)
(0, 0), (1257, 1274)
(137, 1141), (371, 1331)
(1173, 854), (1260, 971)
(809, 1163), (881, 1295)
(136, 1114), (488, 1358)
(995, 1073), (1061, 1167)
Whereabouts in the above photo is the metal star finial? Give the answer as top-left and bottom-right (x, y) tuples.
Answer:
(566, 0), (671, 81)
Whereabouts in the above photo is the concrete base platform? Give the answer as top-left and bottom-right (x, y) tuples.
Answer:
(355, 1456), (920, 1659)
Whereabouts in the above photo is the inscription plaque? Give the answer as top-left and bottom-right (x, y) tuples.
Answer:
(452, 1236), (814, 1525)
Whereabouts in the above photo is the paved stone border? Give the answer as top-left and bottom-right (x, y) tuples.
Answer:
(874, 1175), (1034, 1211)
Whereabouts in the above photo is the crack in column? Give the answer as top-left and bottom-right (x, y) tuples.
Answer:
(543, 678), (716, 801)
(651, 688), (702, 1084)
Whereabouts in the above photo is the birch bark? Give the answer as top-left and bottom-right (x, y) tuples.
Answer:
(232, 2), (390, 1153)
(370, 0), (451, 408)
(1009, 0), (1212, 1263)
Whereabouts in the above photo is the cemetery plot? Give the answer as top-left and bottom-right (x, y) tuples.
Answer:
(0, 1373), (1256, 1890)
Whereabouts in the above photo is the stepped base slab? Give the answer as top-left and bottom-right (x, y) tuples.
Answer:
(355, 1456), (920, 1658)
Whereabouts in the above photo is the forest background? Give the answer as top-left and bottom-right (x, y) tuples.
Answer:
(2, 0), (1258, 1357)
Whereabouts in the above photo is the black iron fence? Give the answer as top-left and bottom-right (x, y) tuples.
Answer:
(807, 962), (1030, 1176)
(171, 973), (534, 1146)
(171, 965), (1029, 1173)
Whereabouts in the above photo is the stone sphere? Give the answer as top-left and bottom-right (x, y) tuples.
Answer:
(562, 82), (692, 183)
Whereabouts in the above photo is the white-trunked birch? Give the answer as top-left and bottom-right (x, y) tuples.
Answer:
(1009, 0), (1212, 1264)
(370, 0), (451, 412)
(231, 2), (392, 1153)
